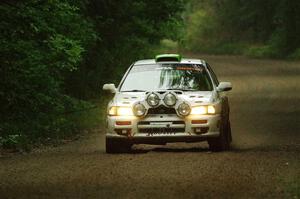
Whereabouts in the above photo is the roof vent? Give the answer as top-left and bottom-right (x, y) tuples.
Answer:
(155, 54), (182, 62)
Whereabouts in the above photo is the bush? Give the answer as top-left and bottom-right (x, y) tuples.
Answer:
(182, 0), (300, 59)
(0, 1), (96, 146)
(0, 0), (185, 151)
(0, 134), (31, 152)
(245, 45), (280, 58)
(160, 39), (179, 51)
(289, 48), (300, 60)
(209, 43), (246, 55)
(184, 9), (219, 52)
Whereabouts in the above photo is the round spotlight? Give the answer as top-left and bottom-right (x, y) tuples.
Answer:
(163, 93), (177, 106)
(147, 93), (160, 107)
(177, 103), (191, 116)
(133, 103), (146, 117)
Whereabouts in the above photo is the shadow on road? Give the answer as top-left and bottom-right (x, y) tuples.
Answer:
(131, 146), (210, 153)
(129, 142), (300, 154)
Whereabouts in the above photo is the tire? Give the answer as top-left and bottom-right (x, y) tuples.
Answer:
(106, 137), (132, 153)
(208, 119), (231, 152)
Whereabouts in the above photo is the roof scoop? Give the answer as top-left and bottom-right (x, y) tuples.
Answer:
(155, 54), (182, 62)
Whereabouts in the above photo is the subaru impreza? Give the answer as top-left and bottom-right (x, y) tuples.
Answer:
(103, 54), (232, 153)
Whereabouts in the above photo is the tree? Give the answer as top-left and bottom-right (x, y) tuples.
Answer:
(0, 0), (185, 148)
(183, 0), (300, 58)
(0, 0), (95, 142)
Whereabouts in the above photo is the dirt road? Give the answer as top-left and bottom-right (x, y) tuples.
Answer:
(0, 55), (299, 198)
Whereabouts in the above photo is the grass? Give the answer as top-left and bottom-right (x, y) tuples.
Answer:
(289, 48), (300, 60)
(68, 96), (109, 130)
(0, 95), (111, 152)
(282, 160), (300, 199)
(286, 180), (300, 199)
(183, 41), (300, 60)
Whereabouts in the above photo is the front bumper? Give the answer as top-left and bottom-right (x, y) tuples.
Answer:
(106, 114), (221, 144)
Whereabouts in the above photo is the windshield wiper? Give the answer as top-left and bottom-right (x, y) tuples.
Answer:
(165, 88), (197, 91)
(121, 89), (146, 92)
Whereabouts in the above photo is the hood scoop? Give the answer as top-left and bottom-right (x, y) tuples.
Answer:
(189, 95), (204, 98)
(122, 96), (138, 100)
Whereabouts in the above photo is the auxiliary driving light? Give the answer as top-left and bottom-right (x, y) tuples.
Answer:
(163, 93), (177, 106)
(133, 103), (146, 117)
(177, 103), (191, 116)
(147, 93), (160, 106)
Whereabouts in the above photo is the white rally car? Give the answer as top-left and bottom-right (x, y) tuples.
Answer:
(103, 54), (232, 153)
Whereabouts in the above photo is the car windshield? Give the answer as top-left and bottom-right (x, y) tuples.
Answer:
(120, 64), (213, 92)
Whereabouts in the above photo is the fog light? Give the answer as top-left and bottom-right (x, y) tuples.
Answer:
(195, 128), (202, 134)
(194, 127), (209, 134)
(115, 129), (131, 136)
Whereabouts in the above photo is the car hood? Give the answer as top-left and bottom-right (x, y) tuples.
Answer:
(112, 91), (217, 107)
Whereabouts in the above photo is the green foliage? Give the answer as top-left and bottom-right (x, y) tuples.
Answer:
(289, 48), (300, 60)
(0, 0), (96, 149)
(68, 96), (111, 130)
(245, 45), (278, 58)
(0, 0), (185, 150)
(0, 134), (30, 152)
(183, 0), (300, 58)
(66, 0), (185, 99)
(159, 39), (179, 53)
(49, 34), (85, 71)
(184, 9), (218, 52)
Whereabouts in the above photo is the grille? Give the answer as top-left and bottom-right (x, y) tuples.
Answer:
(148, 105), (177, 114)
(139, 128), (185, 133)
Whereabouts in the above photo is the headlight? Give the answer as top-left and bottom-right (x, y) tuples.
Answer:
(108, 106), (133, 116)
(191, 106), (207, 115)
(147, 93), (160, 106)
(177, 103), (191, 116)
(191, 105), (216, 115)
(163, 93), (177, 106)
(133, 103), (146, 117)
(207, 105), (216, 114)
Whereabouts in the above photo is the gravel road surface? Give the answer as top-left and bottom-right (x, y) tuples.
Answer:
(0, 55), (299, 199)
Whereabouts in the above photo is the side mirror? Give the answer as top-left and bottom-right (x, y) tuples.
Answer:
(217, 82), (232, 92)
(103, 83), (117, 93)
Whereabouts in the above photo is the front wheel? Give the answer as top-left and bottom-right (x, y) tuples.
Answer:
(208, 120), (232, 152)
(106, 137), (132, 153)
